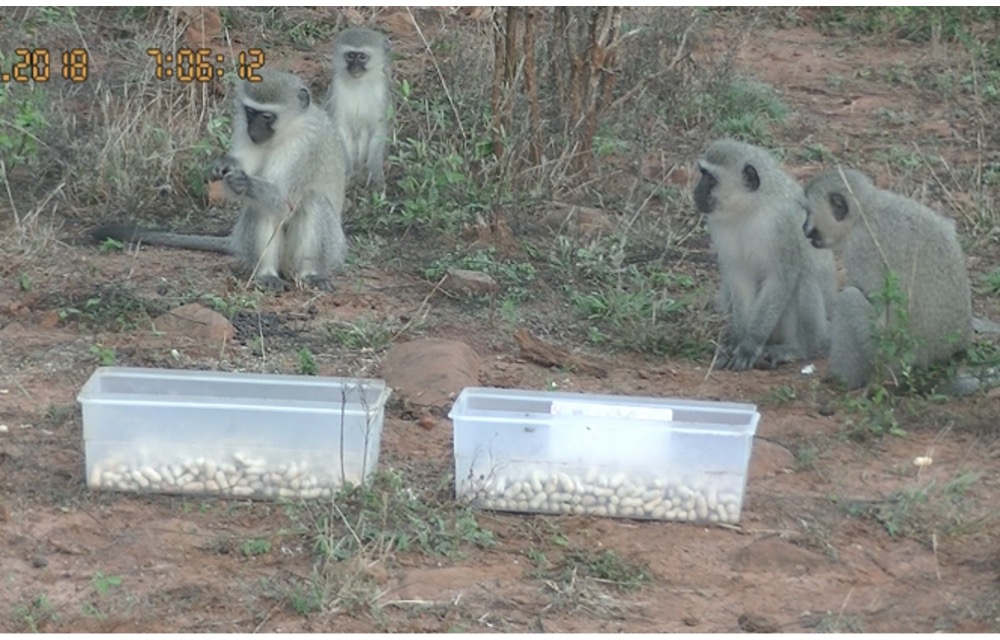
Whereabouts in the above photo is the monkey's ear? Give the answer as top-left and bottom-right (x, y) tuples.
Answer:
(829, 192), (849, 221)
(297, 87), (311, 109)
(742, 164), (760, 192)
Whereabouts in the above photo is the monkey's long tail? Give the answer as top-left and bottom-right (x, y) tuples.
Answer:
(91, 224), (232, 255)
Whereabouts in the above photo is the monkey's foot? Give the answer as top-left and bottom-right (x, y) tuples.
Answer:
(755, 345), (805, 370)
(301, 275), (332, 291)
(254, 274), (291, 292)
(722, 343), (764, 372)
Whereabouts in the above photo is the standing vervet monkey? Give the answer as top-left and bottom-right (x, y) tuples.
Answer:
(694, 139), (836, 371)
(93, 70), (348, 291)
(325, 27), (391, 190)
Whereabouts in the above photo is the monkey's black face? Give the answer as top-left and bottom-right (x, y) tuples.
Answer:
(245, 106), (276, 145)
(693, 165), (717, 214)
(802, 210), (830, 248)
(344, 50), (369, 78)
(804, 220), (825, 248)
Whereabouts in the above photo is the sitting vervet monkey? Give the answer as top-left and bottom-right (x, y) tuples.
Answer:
(325, 27), (391, 190)
(93, 70), (349, 291)
(803, 168), (972, 389)
(694, 139), (836, 371)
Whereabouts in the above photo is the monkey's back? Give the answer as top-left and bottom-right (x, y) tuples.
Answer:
(843, 189), (971, 366)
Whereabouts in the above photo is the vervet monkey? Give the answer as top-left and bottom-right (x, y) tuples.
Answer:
(325, 27), (391, 190)
(93, 70), (348, 291)
(803, 168), (972, 389)
(694, 139), (836, 371)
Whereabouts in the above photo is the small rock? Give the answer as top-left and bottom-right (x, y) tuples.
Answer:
(417, 415), (436, 430)
(666, 164), (693, 187)
(38, 310), (61, 330)
(749, 439), (795, 480)
(31, 555), (48, 568)
(381, 339), (481, 408)
(179, 7), (222, 47)
(972, 316), (1000, 334)
(542, 205), (614, 237)
(460, 212), (518, 252)
(378, 9), (418, 38)
(455, 6), (490, 21)
(441, 268), (498, 296)
(738, 613), (779, 633)
(207, 180), (226, 206)
(154, 303), (234, 342)
(946, 373), (981, 397)
(918, 120), (952, 138)
(731, 537), (829, 576)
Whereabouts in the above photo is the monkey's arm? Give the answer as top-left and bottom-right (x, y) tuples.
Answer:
(828, 286), (875, 388)
(715, 277), (737, 344)
(212, 155), (303, 217)
(727, 270), (798, 371)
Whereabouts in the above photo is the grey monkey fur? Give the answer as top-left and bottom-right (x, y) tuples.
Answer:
(694, 138), (836, 371)
(93, 70), (348, 291)
(802, 168), (972, 390)
(325, 27), (391, 191)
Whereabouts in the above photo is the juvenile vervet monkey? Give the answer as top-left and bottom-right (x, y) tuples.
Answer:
(93, 70), (348, 291)
(803, 168), (972, 389)
(694, 139), (836, 371)
(325, 27), (391, 190)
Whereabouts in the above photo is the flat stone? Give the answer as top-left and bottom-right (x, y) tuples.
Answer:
(381, 339), (481, 408)
(441, 268), (498, 296)
(154, 303), (234, 342)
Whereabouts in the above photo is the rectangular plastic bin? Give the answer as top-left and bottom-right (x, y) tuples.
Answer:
(78, 366), (390, 499)
(449, 387), (759, 523)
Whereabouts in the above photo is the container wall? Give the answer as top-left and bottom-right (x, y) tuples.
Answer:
(82, 401), (381, 449)
(451, 387), (759, 523)
(85, 437), (379, 499)
(456, 457), (747, 522)
(78, 367), (389, 499)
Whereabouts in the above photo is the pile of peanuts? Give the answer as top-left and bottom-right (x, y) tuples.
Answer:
(462, 469), (744, 523)
(88, 451), (365, 499)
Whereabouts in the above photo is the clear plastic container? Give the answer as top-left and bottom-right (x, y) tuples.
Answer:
(78, 366), (390, 498)
(449, 387), (759, 523)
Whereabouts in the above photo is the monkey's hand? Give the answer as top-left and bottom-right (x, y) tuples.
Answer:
(210, 155), (240, 181)
(211, 156), (253, 197)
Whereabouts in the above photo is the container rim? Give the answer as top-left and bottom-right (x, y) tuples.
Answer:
(448, 386), (759, 418)
(77, 366), (391, 410)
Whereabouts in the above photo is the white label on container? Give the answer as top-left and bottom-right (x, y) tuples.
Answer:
(550, 401), (673, 422)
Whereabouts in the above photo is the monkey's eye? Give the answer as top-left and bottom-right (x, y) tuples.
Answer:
(245, 107), (258, 118)
(261, 112), (275, 122)
(357, 53), (368, 62)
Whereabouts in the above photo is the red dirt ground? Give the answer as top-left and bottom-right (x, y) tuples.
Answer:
(2, 10), (999, 633)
